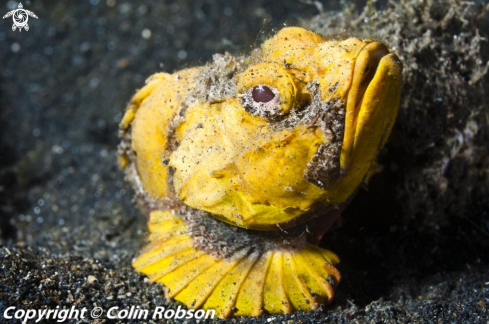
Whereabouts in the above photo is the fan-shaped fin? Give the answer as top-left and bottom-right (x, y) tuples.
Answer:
(173, 252), (247, 310)
(234, 251), (272, 317)
(294, 250), (338, 302)
(133, 210), (341, 318)
(263, 252), (292, 314)
(203, 251), (260, 318)
(133, 236), (193, 269)
(160, 254), (218, 297)
(136, 247), (204, 282)
(146, 210), (187, 240)
(283, 253), (317, 311)
(290, 253), (329, 304)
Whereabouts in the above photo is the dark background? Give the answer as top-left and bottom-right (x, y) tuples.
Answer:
(1, 0), (488, 323)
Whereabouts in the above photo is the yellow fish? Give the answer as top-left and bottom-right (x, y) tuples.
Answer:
(119, 27), (402, 318)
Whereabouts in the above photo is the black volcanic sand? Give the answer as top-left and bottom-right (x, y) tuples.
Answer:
(1, 0), (488, 323)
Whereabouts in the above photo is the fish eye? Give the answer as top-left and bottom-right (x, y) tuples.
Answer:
(252, 85), (275, 102)
(243, 84), (282, 119)
(236, 63), (299, 121)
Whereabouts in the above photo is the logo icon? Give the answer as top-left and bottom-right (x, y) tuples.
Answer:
(3, 3), (38, 32)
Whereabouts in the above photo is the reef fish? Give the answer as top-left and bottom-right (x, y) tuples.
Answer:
(119, 27), (402, 318)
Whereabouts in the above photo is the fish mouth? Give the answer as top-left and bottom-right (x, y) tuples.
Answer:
(341, 42), (402, 171)
(353, 43), (391, 109)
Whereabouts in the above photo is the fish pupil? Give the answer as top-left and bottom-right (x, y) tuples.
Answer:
(252, 85), (275, 103)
